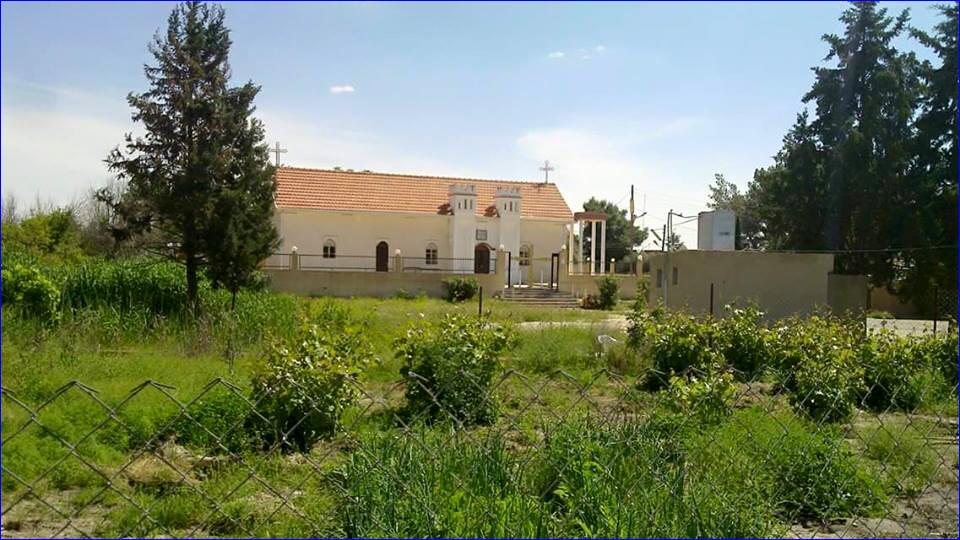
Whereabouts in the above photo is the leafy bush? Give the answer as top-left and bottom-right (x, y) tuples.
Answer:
(595, 275), (619, 310)
(442, 277), (479, 303)
(665, 364), (736, 425)
(865, 309), (895, 319)
(859, 332), (933, 412)
(921, 330), (959, 389)
(1, 263), (61, 323)
(717, 304), (771, 379)
(635, 310), (721, 390)
(771, 316), (864, 423)
(168, 389), (257, 454)
(251, 316), (373, 451)
(695, 408), (887, 520)
(395, 314), (513, 426)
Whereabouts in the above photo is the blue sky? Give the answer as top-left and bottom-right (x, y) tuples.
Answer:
(0, 1), (945, 244)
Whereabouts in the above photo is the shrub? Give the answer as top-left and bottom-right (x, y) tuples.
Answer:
(865, 309), (895, 319)
(639, 310), (721, 390)
(595, 275), (619, 310)
(694, 408), (887, 520)
(395, 314), (513, 426)
(665, 364), (736, 425)
(1, 263), (61, 323)
(442, 277), (479, 302)
(921, 330), (959, 389)
(859, 332), (934, 412)
(251, 317), (373, 451)
(717, 304), (771, 380)
(168, 389), (257, 454)
(771, 316), (864, 423)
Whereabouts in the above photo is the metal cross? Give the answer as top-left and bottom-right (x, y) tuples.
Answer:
(269, 142), (288, 167)
(539, 160), (555, 182)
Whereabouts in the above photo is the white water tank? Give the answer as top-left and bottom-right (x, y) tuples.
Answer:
(697, 210), (736, 251)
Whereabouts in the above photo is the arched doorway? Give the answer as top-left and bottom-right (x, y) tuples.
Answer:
(474, 244), (491, 274)
(376, 241), (389, 272)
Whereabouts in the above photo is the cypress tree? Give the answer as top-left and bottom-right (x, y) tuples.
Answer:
(105, 2), (277, 313)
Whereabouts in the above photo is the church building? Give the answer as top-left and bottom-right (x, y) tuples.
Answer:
(273, 167), (576, 284)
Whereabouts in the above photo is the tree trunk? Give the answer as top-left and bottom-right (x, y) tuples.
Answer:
(231, 288), (237, 311)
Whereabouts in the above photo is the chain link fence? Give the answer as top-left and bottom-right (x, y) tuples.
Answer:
(3, 339), (958, 537)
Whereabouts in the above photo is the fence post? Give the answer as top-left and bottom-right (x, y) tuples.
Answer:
(709, 282), (714, 317)
(507, 252), (512, 288)
(290, 248), (300, 271)
(478, 286), (483, 317)
(933, 285), (938, 334)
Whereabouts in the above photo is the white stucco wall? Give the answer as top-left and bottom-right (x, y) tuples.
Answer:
(275, 207), (569, 277)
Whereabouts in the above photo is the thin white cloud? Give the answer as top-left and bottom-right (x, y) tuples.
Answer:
(259, 108), (480, 179)
(329, 85), (355, 94)
(515, 126), (711, 247)
(1, 82), (134, 206)
(548, 45), (607, 62)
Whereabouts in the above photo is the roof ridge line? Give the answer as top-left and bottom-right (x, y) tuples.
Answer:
(277, 165), (556, 186)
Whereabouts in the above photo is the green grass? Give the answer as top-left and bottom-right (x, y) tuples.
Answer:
(2, 293), (957, 538)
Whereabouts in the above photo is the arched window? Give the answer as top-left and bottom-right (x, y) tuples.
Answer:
(518, 244), (531, 266)
(425, 243), (438, 265)
(323, 239), (336, 259)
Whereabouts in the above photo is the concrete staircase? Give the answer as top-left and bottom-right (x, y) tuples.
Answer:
(499, 286), (580, 308)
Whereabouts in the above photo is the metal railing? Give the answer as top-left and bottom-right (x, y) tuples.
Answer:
(264, 253), (498, 275)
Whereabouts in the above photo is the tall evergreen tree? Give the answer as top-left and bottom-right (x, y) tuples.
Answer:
(805, 2), (920, 281)
(104, 2), (277, 312)
(902, 3), (958, 314)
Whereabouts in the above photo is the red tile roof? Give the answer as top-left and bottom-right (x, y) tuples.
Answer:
(275, 167), (574, 221)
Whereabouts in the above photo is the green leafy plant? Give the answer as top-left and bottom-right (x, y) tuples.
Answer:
(771, 316), (864, 423)
(595, 275), (619, 310)
(636, 310), (721, 390)
(716, 304), (771, 380)
(859, 332), (934, 412)
(251, 316), (373, 451)
(442, 277), (479, 303)
(395, 314), (513, 426)
(1, 263), (61, 323)
(167, 389), (257, 454)
(665, 364), (736, 425)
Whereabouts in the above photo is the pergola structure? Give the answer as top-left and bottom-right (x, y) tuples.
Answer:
(570, 211), (609, 275)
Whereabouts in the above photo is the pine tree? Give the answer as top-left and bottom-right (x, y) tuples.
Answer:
(902, 3), (958, 315)
(105, 2), (277, 312)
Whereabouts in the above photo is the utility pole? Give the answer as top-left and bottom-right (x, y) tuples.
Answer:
(663, 209), (689, 308)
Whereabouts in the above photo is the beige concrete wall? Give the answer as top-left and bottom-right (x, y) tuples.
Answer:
(266, 255), (506, 299)
(641, 250), (836, 320)
(561, 274), (642, 300)
(869, 287), (920, 318)
(827, 273), (869, 316)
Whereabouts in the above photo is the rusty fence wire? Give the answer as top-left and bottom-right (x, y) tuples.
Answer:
(2, 361), (958, 538)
